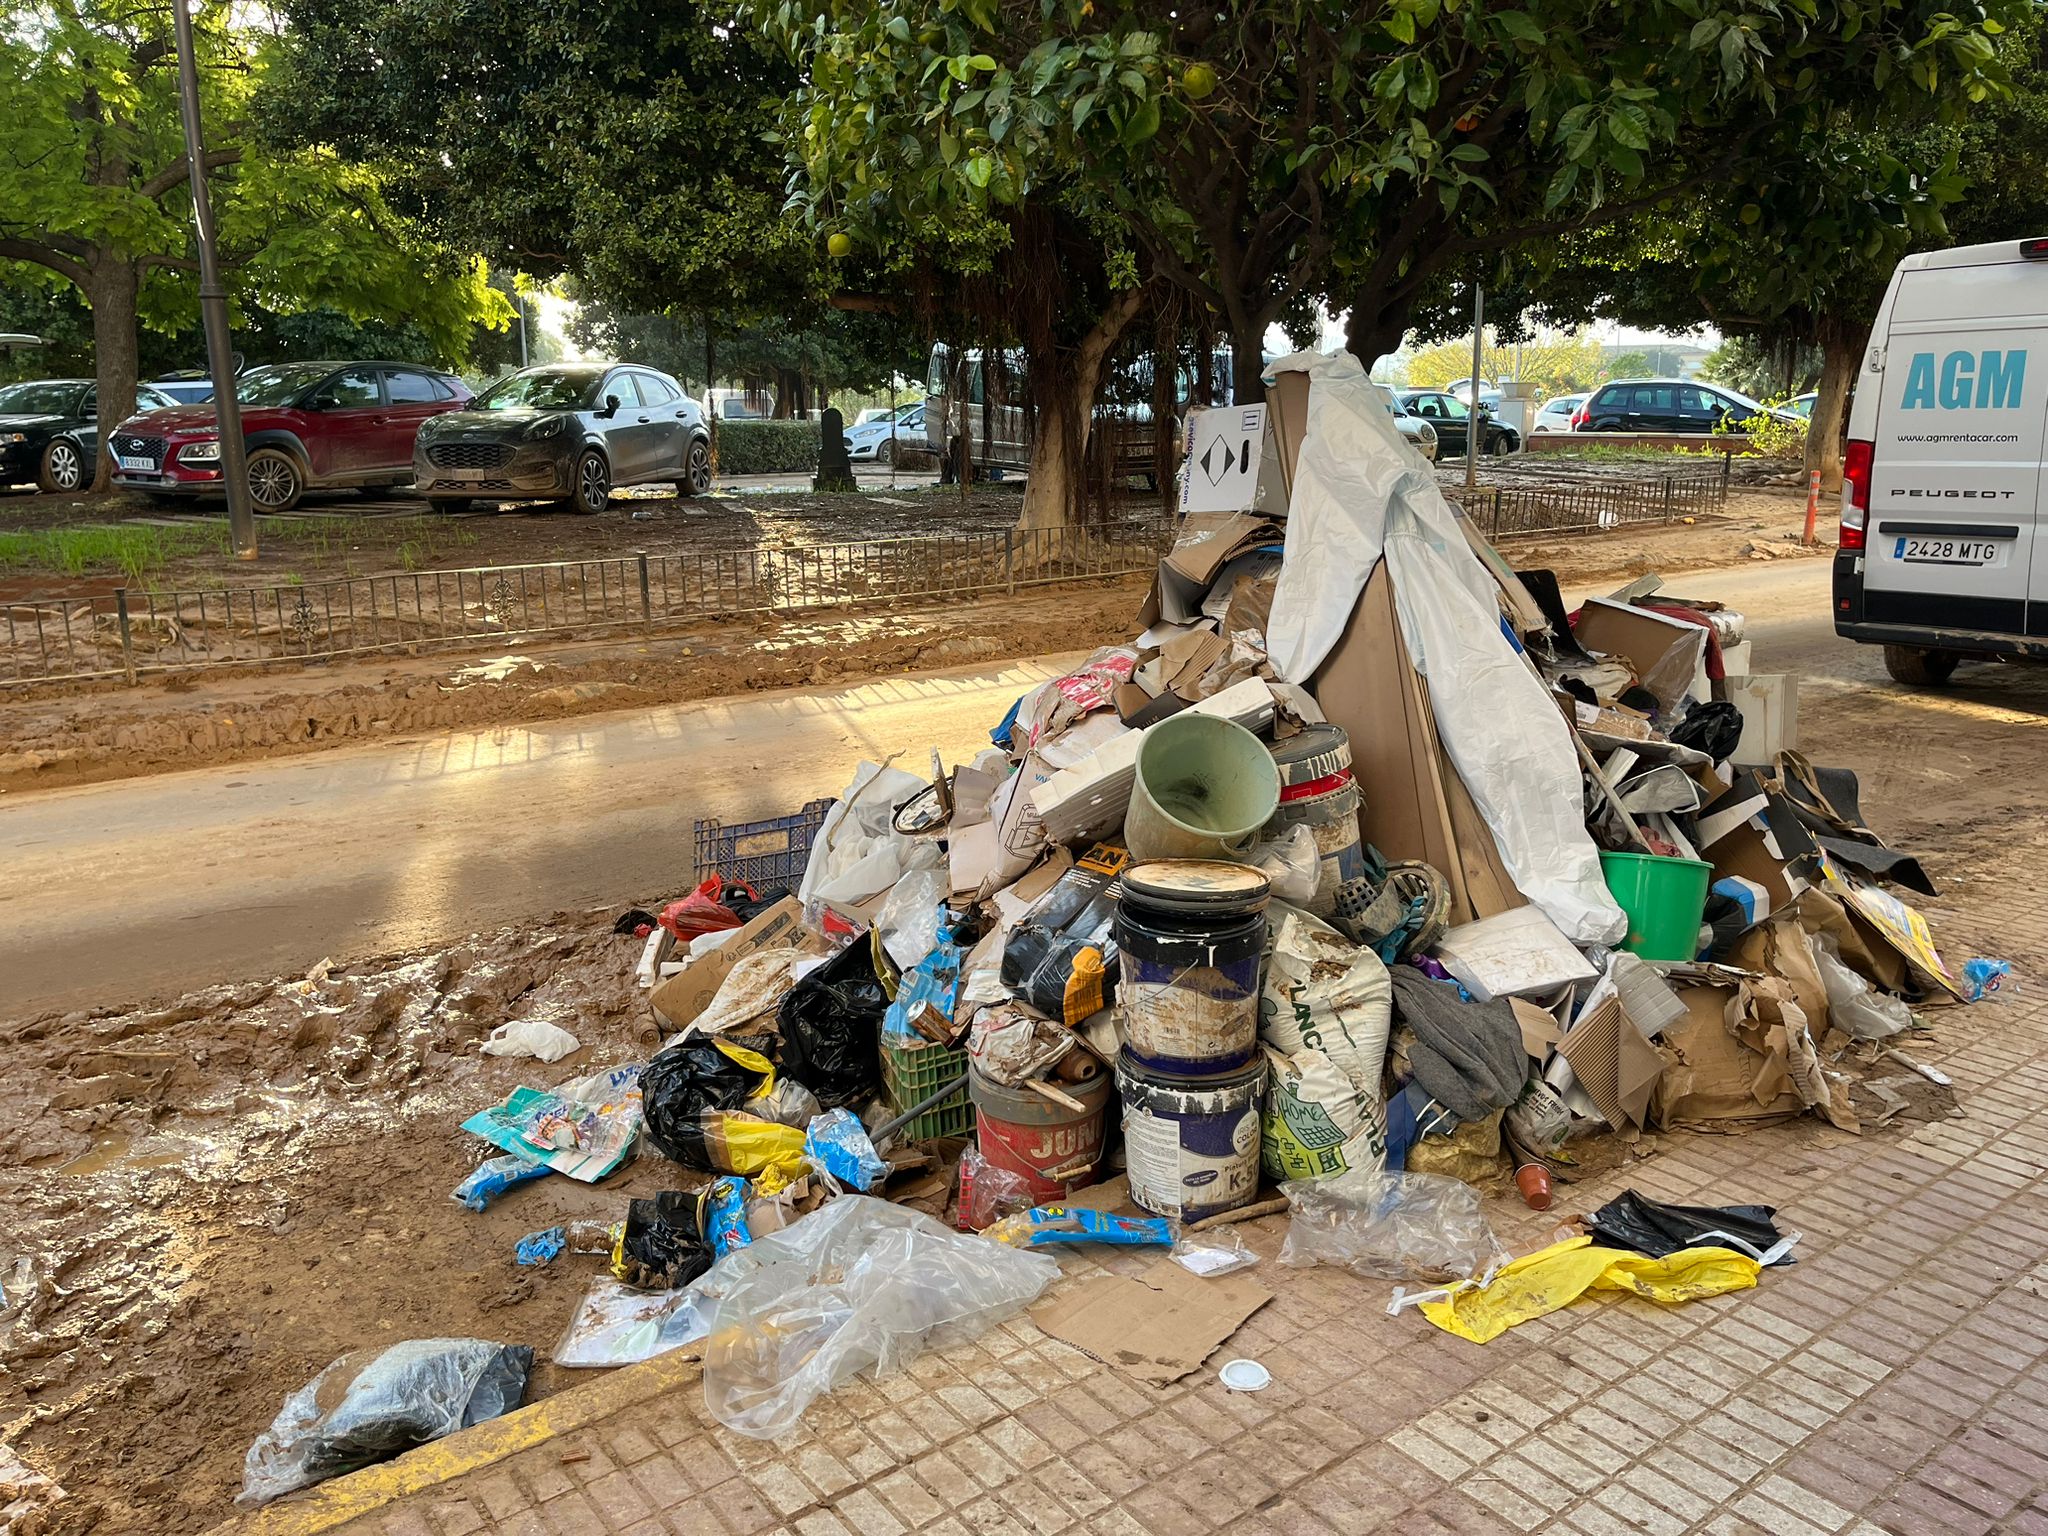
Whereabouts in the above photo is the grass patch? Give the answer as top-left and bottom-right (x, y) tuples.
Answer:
(0, 523), (229, 585)
(1532, 443), (1745, 465)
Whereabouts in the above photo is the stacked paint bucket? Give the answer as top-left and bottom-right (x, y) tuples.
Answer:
(1266, 724), (1368, 923)
(1112, 860), (1271, 1222)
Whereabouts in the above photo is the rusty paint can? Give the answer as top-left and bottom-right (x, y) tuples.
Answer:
(969, 1061), (1112, 1204)
(1115, 1051), (1267, 1222)
(1114, 860), (1270, 1076)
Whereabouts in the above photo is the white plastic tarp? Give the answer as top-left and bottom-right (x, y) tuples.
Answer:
(1263, 349), (1625, 945)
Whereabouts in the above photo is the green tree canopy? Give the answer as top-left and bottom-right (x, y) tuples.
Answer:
(0, 0), (507, 484)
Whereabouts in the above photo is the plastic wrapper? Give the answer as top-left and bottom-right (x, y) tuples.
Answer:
(875, 864), (950, 973)
(690, 1112), (809, 1184)
(612, 1191), (715, 1290)
(515, 1227), (565, 1266)
(659, 874), (754, 941)
(699, 1195), (1059, 1438)
(554, 1279), (714, 1368)
(955, 1147), (1033, 1231)
(449, 1154), (549, 1212)
(1278, 1166), (1507, 1284)
(777, 939), (888, 1107)
(753, 1079), (822, 1129)
(702, 1177), (753, 1258)
(981, 1207), (1173, 1247)
(1812, 934), (1912, 1039)
(798, 761), (928, 917)
(1963, 957), (2015, 1004)
(1170, 1227), (1261, 1278)
(238, 1339), (533, 1506)
(804, 1107), (888, 1192)
(640, 1034), (777, 1168)
(480, 1019), (581, 1063)
(883, 916), (966, 1045)
(1249, 823), (1320, 906)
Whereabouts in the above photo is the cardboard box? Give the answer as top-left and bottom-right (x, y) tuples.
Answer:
(1651, 979), (1806, 1127)
(1266, 369), (1311, 503)
(1181, 403), (1268, 514)
(1138, 512), (1285, 627)
(1573, 597), (1709, 713)
(648, 897), (818, 1032)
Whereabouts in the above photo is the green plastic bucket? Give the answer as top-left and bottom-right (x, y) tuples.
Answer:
(1599, 851), (1713, 962)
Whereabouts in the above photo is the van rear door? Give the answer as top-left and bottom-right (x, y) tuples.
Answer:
(1863, 259), (2048, 639)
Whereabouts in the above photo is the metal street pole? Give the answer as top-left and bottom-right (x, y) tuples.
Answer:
(1465, 274), (1485, 495)
(517, 291), (529, 368)
(171, 0), (255, 559)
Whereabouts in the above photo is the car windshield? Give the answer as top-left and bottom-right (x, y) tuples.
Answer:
(236, 365), (332, 407)
(0, 381), (84, 415)
(476, 370), (599, 411)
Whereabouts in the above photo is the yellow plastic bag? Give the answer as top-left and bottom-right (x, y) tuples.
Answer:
(1417, 1235), (1760, 1344)
(698, 1110), (809, 1184)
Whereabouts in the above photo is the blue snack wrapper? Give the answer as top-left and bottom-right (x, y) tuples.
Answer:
(804, 1107), (889, 1192)
(451, 1154), (550, 1212)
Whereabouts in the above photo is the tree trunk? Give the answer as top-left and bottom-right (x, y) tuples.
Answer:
(1345, 296), (1414, 376)
(86, 260), (141, 493)
(1016, 285), (1148, 533)
(1229, 324), (1267, 405)
(1806, 319), (1861, 494)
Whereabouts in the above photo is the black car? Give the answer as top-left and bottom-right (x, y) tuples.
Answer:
(0, 378), (177, 493)
(1573, 378), (1800, 433)
(1394, 389), (1520, 456)
(413, 363), (710, 514)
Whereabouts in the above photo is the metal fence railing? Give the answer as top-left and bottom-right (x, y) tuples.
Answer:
(1474, 458), (1730, 538)
(1, 515), (1178, 687)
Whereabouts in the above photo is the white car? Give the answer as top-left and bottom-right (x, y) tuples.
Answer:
(845, 401), (928, 465)
(1533, 394), (1585, 433)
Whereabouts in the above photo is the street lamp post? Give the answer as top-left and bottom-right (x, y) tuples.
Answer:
(1465, 274), (1485, 495)
(171, 0), (256, 559)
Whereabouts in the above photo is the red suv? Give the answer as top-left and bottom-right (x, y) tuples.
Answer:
(109, 361), (472, 512)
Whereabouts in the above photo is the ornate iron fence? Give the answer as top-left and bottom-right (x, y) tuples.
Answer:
(1, 515), (1177, 687)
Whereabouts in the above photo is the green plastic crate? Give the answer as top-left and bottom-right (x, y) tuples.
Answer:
(882, 1038), (974, 1142)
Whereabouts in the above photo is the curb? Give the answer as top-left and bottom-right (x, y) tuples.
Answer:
(202, 1347), (707, 1536)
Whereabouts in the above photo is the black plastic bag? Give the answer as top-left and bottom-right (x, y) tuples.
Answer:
(239, 1339), (533, 1505)
(777, 939), (885, 1107)
(1671, 701), (1743, 761)
(640, 1033), (777, 1167)
(1586, 1189), (1792, 1265)
(615, 1191), (715, 1289)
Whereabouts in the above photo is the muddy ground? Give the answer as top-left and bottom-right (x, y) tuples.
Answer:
(0, 490), (1823, 794)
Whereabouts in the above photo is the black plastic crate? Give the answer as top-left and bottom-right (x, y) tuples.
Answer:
(692, 799), (836, 891)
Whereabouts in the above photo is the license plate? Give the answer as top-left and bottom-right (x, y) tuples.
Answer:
(1894, 535), (2009, 568)
(117, 454), (158, 472)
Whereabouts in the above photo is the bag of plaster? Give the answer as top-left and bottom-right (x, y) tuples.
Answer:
(1259, 906), (1393, 1176)
(1261, 1045), (1387, 1182)
(239, 1339), (533, 1506)
(1278, 1165), (1507, 1285)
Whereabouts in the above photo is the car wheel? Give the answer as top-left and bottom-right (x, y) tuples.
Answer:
(685, 436), (712, 497)
(246, 448), (304, 512)
(1487, 431), (1513, 457)
(571, 449), (610, 514)
(36, 439), (85, 494)
(1883, 645), (1961, 687)
(875, 438), (896, 468)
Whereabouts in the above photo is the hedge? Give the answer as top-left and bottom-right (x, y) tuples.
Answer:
(713, 420), (820, 476)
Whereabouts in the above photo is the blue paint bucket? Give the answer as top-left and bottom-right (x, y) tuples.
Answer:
(1113, 861), (1270, 1076)
(1115, 1051), (1268, 1222)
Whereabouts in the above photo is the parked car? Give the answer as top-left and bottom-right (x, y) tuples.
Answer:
(1395, 389), (1520, 456)
(1374, 388), (1441, 462)
(110, 361), (472, 511)
(702, 387), (772, 421)
(1446, 376), (1504, 412)
(1532, 394), (1586, 434)
(1571, 378), (1800, 433)
(1788, 391), (1817, 419)
(845, 401), (929, 465)
(415, 363), (709, 514)
(150, 370), (220, 405)
(1, 378), (178, 492)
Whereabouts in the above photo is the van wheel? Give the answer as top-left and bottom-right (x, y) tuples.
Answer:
(1883, 645), (1960, 687)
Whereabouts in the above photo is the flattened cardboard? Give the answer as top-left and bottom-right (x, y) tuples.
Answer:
(1140, 512), (1286, 627)
(1267, 369), (1311, 502)
(1030, 1257), (1271, 1387)
(1557, 997), (1665, 1129)
(1510, 997), (1565, 1059)
(649, 897), (817, 1031)
(1158, 627), (1228, 697)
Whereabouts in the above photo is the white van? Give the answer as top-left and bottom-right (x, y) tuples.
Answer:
(1837, 237), (2048, 683)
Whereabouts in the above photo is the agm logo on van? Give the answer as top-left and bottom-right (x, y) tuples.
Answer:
(1899, 349), (2026, 410)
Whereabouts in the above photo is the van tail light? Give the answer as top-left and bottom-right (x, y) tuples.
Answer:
(1840, 438), (1873, 550)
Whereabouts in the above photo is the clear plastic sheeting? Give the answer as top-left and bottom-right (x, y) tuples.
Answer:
(1278, 1166), (1508, 1285)
(699, 1195), (1059, 1439)
(1812, 933), (1913, 1039)
(554, 1279), (714, 1368)
(238, 1339), (533, 1506)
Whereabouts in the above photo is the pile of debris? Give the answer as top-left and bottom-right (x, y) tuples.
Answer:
(230, 349), (2009, 1506)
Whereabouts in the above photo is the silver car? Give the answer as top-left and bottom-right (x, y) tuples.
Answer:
(415, 363), (709, 514)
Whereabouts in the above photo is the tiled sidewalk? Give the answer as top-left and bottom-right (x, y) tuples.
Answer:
(282, 922), (2048, 1536)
